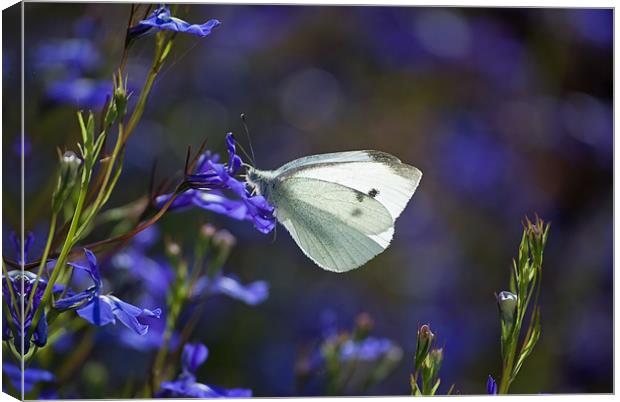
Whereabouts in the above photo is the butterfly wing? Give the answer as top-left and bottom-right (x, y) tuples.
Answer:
(272, 177), (395, 272)
(275, 150), (422, 221)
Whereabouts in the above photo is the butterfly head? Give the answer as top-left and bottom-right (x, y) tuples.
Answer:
(245, 167), (276, 199)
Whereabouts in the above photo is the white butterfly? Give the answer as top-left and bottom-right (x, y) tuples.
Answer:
(246, 150), (422, 273)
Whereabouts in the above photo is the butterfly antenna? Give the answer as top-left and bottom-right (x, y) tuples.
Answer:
(234, 139), (255, 169)
(240, 113), (257, 166)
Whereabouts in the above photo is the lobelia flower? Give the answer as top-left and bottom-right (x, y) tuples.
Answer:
(55, 249), (161, 335)
(2, 271), (50, 354)
(128, 5), (220, 40)
(156, 133), (276, 234)
(192, 273), (269, 306)
(159, 343), (252, 398)
(3, 363), (54, 394)
(2, 233), (57, 353)
(487, 375), (498, 395)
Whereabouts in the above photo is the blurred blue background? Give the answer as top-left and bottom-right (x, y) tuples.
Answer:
(3, 4), (613, 397)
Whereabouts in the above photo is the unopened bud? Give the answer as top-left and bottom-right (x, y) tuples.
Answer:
(52, 150), (82, 212)
(166, 241), (181, 257)
(113, 74), (128, 118)
(496, 291), (517, 324)
(200, 224), (217, 239)
(414, 324), (435, 371)
(353, 312), (373, 340)
(104, 98), (118, 127)
(213, 229), (236, 248)
(428, 348), (443, 364)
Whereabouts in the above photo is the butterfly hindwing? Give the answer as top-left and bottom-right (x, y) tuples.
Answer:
(273, 179), (395, 272)
(273, 177), (393, 236)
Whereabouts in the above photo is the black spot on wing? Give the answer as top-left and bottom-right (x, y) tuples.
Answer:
(368, 188), (379, 198)
(355, 192), (364, 202)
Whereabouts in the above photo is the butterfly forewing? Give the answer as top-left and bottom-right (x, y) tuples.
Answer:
(276, 151), (422, 221)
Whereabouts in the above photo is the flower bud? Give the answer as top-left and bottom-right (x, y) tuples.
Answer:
(166, 241), (181, 257)
(487, 375), (498, 395)
(414, 324), (435, 371)
(200, 224), (217, 240)
(352, 312), (373, 341)
(213, 229), (236, 248)
(104, 98), (118, 127)
(113, 73), (128, 118)
(496, 291), (517, 324)
(52, 150), (82, 212)
(113, 84), (128, 118)
(427, 348), (443, 367)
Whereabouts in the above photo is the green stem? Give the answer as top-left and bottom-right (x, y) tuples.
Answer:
(498, 348), (515, 394)
(25, 214), (57, 316)
(74, 125), (124, 241)
(125, 67), (158, 139)
(30, 178), (89, 338)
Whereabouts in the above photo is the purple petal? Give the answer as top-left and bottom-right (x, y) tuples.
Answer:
(54, 289), (94, 310)
(182, 343), (209, 373)
(76, 296), (116, 327)
(106, 295), (161, 335)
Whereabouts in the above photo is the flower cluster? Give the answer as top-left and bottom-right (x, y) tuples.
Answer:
(157, 133), (276, 234)
(55, 249), (161, 335)
(158, 343), (252, 398)
(296, 312), (402, 395)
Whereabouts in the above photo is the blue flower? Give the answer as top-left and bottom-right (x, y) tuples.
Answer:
(156, 133), (276, 234)
(55, 249), (161, 335)
(487, 375), (498, 395)
(193, 274), (269, 306)
(128, 5), (220, 40)
(3, 363), (54, 394)
(2, 271), (50, 354)
(159, 343), (252, 398)
(2, 233), (54, 353)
